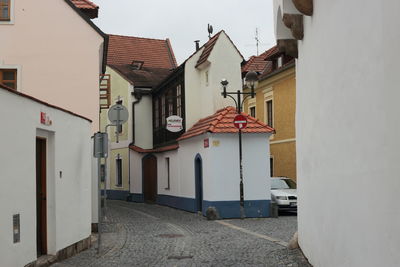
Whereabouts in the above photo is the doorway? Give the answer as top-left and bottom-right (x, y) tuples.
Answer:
(36, 137), (47, 256)
(195, 154), (203, 213)
(142, 154), (157, 203)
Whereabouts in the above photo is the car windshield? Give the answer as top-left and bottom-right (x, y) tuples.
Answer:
(271, 178), (296, 189)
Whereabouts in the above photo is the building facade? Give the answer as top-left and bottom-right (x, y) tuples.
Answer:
(274, 0), (400, 266)
(128, 31), (274, 218)
(100, 34), (177, 199)
(243, 46), (296, 180)
(0, 85), (93, 267)
(0, 0), (107, 131)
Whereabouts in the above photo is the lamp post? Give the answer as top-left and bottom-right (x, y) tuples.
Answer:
(221, 71), (259, 218)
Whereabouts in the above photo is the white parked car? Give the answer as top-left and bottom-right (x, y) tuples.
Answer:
(271, 177), (297, 211)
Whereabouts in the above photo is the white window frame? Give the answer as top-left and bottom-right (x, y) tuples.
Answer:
(0, 0), (15, 25)
(264, 89), (274, 139)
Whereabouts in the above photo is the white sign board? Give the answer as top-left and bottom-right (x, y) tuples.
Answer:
(108, 104), (129, 126)
(166, 116), (183, 132)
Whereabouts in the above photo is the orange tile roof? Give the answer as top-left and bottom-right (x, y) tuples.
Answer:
(71, 0), (98, 9)
(177, 106), (275, 141)
(107, 34), (177, 69)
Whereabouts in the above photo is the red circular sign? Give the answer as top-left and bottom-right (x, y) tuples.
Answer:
(233, 114), (248, 129)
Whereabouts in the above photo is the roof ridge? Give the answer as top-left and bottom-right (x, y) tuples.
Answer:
(108, 34), (170, 42)
(165, 38), (178, 68)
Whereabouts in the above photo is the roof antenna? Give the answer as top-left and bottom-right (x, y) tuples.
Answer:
(255, 28), (260, 56)
(208, 24), (213, 39)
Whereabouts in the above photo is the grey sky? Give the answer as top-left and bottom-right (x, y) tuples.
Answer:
(92, 0), (275, 64)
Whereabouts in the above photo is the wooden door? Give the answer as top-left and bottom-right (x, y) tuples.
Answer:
(36, 138), (47, 256)
(143, 155), (157, 203)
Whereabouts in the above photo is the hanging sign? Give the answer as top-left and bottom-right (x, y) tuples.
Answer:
(233, 114), (247, 129)
(166, 116), (183, 132)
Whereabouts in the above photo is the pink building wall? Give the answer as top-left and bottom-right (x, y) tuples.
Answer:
(0, 0), (105, 131)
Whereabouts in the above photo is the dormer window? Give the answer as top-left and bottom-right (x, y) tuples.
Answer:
(0, 0), (10, 21)
(277, 56), (283, 68)
(131, 60), (144, 70)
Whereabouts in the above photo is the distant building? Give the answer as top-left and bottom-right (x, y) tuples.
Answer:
(128, 31), (274, 218)
(243, 46), (296, 180)
(100, 34), (177, 199)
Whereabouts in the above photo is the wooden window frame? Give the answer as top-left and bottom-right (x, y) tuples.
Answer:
(249, 106), (256, 118)
(0, 69), (17, 90)
(0, 0), (10, 21)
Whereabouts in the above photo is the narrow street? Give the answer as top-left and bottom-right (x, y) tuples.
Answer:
(55, 201), (310, 267)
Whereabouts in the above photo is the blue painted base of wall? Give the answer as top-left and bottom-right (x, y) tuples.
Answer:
(157, 194), (196, 212)
(129, 193), (144, 203)
(106, 190), (130, 201)
(203, 200), (270, 218)
(156, 194), (270, 219)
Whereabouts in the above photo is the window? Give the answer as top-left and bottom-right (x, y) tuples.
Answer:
(277, 56), (283, 68)
(266, 100), (273, 126)
(161, 95), (166, 126)
(154, 98), (159, 128)
(0, 0), (10, 21)
(176, 85), (182, 117)
(167, 90), (173, 116)
(116, 155), (122, 186)
(249, 106), (256, 117)
(270, 157), (274, 177)
(0, 69), (17, 89)
(165, 157), (170, 190)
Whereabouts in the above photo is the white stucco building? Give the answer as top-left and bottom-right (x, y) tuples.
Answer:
(274, 0), (400, 266)
(0, 85), (93, 266)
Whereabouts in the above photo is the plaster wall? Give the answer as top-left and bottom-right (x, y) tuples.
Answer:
(184, 32), (243, 130)
(0, 89), (92, 267)
(134, 95), (153, 149)
(279, 0), (400, 266)
(0, 0), (104, 131)
(129, 150), (143, 194)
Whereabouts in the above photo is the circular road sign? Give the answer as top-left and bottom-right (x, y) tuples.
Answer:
(108, 104), (129, 125)
(233, 114), (248, 129)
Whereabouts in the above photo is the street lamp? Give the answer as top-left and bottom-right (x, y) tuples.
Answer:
(220, 71), (259, 218)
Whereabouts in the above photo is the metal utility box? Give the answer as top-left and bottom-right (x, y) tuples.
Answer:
(94, 132), (108, 158)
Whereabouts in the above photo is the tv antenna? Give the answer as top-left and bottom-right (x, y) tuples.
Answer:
(245, 28), (271, 56)
(208, 24), (213, 39)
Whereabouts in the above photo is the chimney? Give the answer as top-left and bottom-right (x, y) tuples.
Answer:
(194, 40), (200, 51)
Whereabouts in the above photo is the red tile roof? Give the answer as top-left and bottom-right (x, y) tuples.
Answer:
(71, 0), (98, 9)
(242, 46), (280, 73)
(107, 34), (177, 69)
(177, 106), (275, 141)
(195, 30), (244, 68)
(129, 144), (179, 153)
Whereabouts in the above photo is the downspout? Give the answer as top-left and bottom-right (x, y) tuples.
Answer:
(130, 91), (143, 146)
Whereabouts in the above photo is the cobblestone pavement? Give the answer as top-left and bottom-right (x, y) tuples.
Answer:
(54, 201), (310, 267)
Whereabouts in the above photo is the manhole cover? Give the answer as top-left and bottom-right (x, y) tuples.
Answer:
(157, 234), (184, 238)
(168, 255), (193, 260)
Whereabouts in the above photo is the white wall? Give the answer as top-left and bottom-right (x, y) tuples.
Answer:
(134, 95), (153, 149)
(0, 0), (104, 131)
(279, 0), (400, 266)
(130, 150), (143, 194)
(184, 32), (243, 130)
(0, 89), (92, 266)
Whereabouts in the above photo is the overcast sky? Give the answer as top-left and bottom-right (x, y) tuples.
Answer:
(92, 0), (275, 64)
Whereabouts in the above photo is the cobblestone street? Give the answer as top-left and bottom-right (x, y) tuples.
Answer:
(54, 201), (310, 267)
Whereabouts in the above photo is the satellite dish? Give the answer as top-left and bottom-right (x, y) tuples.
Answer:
(208, 24), (213, 39)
